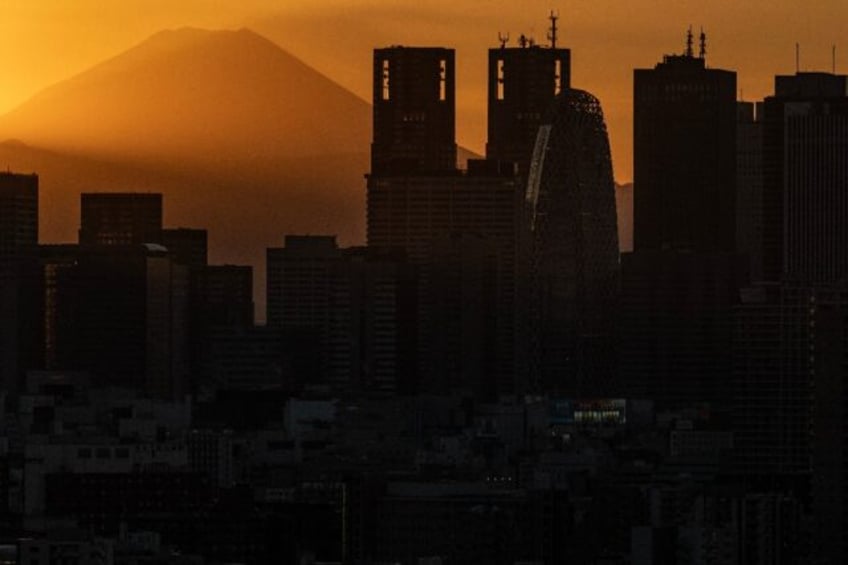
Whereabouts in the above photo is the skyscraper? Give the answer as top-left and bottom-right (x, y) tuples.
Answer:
(486, 17), (571, 176)
(622, 36), (744, 408)
(367, 46), (523, 397)
(760, 72), (848, 283)
(0, 172), (40, 393)
(633, 33), (737, 253)
(525, 88), (620, 395)
(371, 47), (456, 174)
(79, 193), (163, 246)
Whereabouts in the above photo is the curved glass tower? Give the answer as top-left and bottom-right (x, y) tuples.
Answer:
(525, 88), (620, 396)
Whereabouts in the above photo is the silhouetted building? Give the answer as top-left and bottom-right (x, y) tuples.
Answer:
(266, 236), (415, 393)
(194, 265), (253, 329)
(487, 22), (570, 176)
(760, 72), (848, 283)
(162, 228), (208, 269)
(0, 172), (41, 394)
(525, 88), (619, 396)
(40, 244), (79, 371)
(368, 45), (523, 396)
(367, 168), (522, 396)
(0, 172), (38, 272)
(79, 193), (163, 246)
(737, 101), (764, 281)
(633, 37), (737, 252)
(53, 244), (189, 399)
(371, 47), (456, 174)
(623, 37), (743, 408)
(732, 284), (848, 563)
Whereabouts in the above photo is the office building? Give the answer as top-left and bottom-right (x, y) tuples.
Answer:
(162, 228), (208, 269)
(79, 193), (163, 246)
(760, 72), (848, 283)
(266, 236), (415, 393)
(737, 101), (764, 280)
(525, 88), (620, 395)
(633, 34), (737, 252)
(0, 172), (41, 394)
(486, 15), (571, 176)
(52, 244), (189, 399)
(622, 37), (744, 407)
(371, 47), (456, 174)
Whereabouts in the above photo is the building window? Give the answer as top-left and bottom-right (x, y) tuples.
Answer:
(439, 59), (447, 101)
(381, 59), (390, 100)
(497, 59), (505, 100)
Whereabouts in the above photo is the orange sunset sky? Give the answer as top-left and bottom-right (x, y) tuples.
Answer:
(0, 0), (845, 181)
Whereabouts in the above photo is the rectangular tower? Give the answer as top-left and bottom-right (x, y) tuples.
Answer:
(760, 72), (848, 283)
(371, 47), (456, 175)
(633, 48), (737, 252)
(486, 43), (570, 176)
(0, 172), (40, 394)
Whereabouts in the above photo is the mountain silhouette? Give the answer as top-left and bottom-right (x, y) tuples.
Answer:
(0, 27), (371, 166)
(0, 28), (380, 317)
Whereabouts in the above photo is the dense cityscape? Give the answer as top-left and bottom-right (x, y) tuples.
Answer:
(0, 13), (847, 565)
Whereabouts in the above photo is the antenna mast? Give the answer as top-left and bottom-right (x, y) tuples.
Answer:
(498, 32), (510, 48)
(699, 28), (707, 60)
(547, 10), (559, 49)
(685, 26), (694, 57)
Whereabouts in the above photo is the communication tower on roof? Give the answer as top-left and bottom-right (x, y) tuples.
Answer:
(547, 10), (559, 49)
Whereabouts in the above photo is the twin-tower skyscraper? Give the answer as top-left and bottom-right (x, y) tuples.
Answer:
(365, 17), (619, 397)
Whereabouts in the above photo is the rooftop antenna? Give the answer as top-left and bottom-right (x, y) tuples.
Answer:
(699, 28), (707, 60)
(685, 26), (694, 57)
(519, 33), (528, 48)
(498, 31), (510, 48)
(796, 43), (800, 73)
(547, 10), (559, 49)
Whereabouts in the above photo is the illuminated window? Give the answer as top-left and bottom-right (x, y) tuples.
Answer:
(497, 59), (505, 100)
(439, 59), (447, 101)
(381, 59), (390, 100)
(555, 59), (562, 95)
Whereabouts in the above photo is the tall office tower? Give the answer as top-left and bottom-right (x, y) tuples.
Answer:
(79, 193), (163, 246)
(367, 46), (522, 397)
(266, 236), (415, 393)
(0, 172), (41, 393)
(760, 72), (848, 283)
(622, 35), (744, 408)
(525, 88), (619, 396)
(732, 284), (848, 563)
(736, 102), (764, 280)
(633, 34), (737, 252)
(486, 15), (571, 176)
(162, 228), (208, 268)
(371, 47), (456, 174)
(53, 244), (189, 399)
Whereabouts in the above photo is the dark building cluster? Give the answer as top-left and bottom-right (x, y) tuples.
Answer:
(0, 15), (847, 565)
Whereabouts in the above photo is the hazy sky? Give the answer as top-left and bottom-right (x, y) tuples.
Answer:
(1, 0), (845, 180)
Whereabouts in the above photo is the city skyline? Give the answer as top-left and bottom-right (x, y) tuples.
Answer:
(0, 1), (846, 181)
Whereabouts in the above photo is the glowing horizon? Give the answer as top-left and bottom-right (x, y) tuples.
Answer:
(1, 0), (846, 181)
